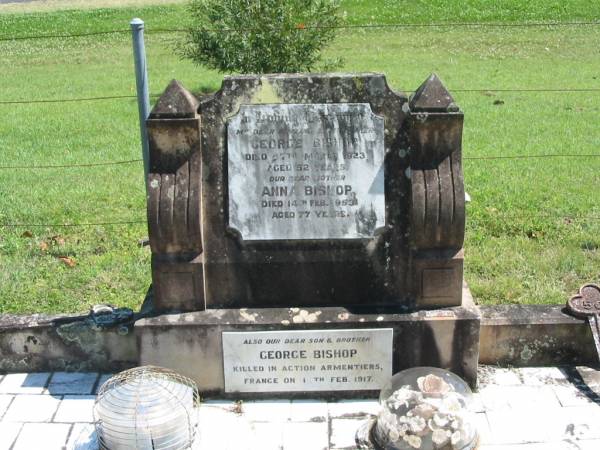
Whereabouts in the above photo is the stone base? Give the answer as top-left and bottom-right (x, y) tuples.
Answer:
(135, 286), (480, 398)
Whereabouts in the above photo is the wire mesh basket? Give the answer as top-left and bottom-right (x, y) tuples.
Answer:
(94, 366), (200, 450)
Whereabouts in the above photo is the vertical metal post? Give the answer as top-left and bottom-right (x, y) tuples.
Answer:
(130, 18), (150, 191)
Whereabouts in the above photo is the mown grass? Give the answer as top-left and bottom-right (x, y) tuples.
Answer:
(0, 1), (598, 313)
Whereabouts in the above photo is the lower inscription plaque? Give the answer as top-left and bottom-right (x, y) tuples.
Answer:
(222, 328), (393, 393)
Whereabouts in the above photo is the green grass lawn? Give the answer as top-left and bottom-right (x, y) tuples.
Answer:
(0, 1), (598, 313)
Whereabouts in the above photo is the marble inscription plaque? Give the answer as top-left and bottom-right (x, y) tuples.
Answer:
(227, 103), (385, 240)
(222, 328), (393, 393)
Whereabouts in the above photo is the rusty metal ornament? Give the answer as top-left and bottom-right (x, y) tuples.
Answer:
(566, 284), (600, 361)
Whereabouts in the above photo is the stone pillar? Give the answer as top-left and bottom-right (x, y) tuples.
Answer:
(408, 74), (466, 307)
(146, 80), (205, 312)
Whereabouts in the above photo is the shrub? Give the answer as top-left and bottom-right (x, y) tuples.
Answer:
(178, 0), (342, 74)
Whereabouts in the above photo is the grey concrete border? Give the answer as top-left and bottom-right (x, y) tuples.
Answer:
(0, 305), (597, 375)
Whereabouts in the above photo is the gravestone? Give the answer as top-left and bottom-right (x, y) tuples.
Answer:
(137, 73), (480, 395)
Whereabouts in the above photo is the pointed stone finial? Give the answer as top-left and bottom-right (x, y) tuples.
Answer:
(149, 79), (199, 118)
(410, 73), (456, 112)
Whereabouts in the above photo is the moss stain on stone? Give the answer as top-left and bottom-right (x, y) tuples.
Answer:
(251, 78), (282, 104)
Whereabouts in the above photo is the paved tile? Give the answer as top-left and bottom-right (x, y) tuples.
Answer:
(197, 403), (233, 429)
(577, 366), (600, 386)
(577, 440), (600, 450)
(93, 373), (113, 394)
(504, 386), (562, 409)
(282, 421), (328, 450)
(0, 422), (22, 450)
(65, 423), (97, 450)
(480, 442), (584, 449)
(486, 409), (563, 445)
(474, 412), (492, 445)
(552, 384), (600, 407)
(202, 399), (238, 412)
(557, 405), (600, 440)
(480, 367), (522, 386)
(12, 423), (71, 450)
(193, 412), (254, 450)
(242, 400), (291, 422)
(516, 367), (570, 386)
(478, 385), (512, 411)
(0, 395), (14, 419)
(0, 372), (50, 394)
(248, 422), (283, 450)
(330, 417), (367, 449)
(471, 392), (486, 412)
(3, 394), (62, 422)
(54, 395), (95, 423)
(327, 399), (380, 419)
(47, 372), (98, 395)
(289, 400), (328, 422)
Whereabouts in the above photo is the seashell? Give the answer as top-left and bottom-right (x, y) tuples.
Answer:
(407, 416), (427, 434)
(427, 418), (440, 432)
(398, 423), (410, 437)
(421, 397), (443, 410)
(403, 434), (422, 449)
(432, 413), (449, 428)
(451, 430), (461, 446)
(440, 393), (464, 414)
(431, 428), (450, 446)
(450, 419), (460, 430)
(388, 428), (400, 442)
(412, 403), (435, 420)
(387, 387), (423, 411)
(417, 374), (451, 396)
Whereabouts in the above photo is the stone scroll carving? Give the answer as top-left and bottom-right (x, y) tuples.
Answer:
(409, 74), (465, 251)
(407, 74), (466, 307)
(146, 80), (204, 311)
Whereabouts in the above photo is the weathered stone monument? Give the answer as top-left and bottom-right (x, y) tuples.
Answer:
(137, 73), (480, 395)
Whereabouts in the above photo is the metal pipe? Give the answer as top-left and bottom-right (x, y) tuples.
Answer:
(130, 18), (150, 191)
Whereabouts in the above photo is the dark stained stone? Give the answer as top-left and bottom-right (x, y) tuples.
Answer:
(146, 73), (466, 312)
(149, 79), (199, 119)
(409, 73), (456, 112)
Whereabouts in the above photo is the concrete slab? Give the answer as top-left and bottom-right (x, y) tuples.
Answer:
(242, 400), (291, 423)
(504, 385), (562, 410)
(479, 442), (585, 450)
(0, 395), (14, 419)
(12, 423), (71, 450)
(137, 299), (481, 394)
(47, 372), (98, 395)
(552, 383), (600, 407)
(248, 422), (284, 450)
(516, 367), (571, 386)
(478, 385), (512, 411)
(288, 400), (328, 422)
(65, 423), (97, 450)
(330, 417), (367, 449)
(93, 373), (113, 394)
(0, 422), (22, 450)
(54, 395), (95, 423)
(0, 365), (596, 450)
(0, 372), (50, 394)
(3, 394), (61, 422)
(327, 399), (380, 419)
(577, 365), (600, 387)
(282, 421), (328, 450)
